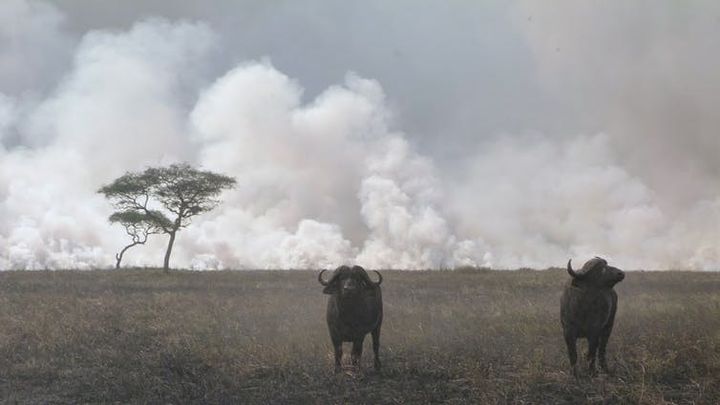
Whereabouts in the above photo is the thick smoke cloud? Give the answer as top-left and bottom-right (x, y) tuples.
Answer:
(0, 3), (483, 270)
(1, 0), (719, 270)
(507, 1), (720, 268)
(188, 65), (484, 269)
(1, 14), (215, 269)
(515, 1), (720, 205)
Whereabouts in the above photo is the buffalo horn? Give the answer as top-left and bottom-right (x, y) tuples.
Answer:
(318, 269), (329, 286)
(567, 259), (583, 279)
(372, 270), (383, 286)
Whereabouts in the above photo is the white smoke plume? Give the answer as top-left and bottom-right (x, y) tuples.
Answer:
(1, 14), (215, 269)
(188, 65), (485, 269)
(1, 0), (719, 270)
(0, 5), (484, 270)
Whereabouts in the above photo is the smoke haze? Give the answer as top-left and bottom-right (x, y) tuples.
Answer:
(1, 0), (719, 270)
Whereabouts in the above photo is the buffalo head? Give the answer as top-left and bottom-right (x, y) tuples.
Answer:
(567, 256), (624, 289)
(318, 265), (382, 298)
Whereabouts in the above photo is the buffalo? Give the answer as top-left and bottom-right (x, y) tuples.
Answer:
(561, 257), (624, 376)
(318, 265), (383, 372)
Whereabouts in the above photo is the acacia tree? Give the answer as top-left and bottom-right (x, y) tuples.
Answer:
(99, 163), (236, 271)
(109, 210), (167, 269)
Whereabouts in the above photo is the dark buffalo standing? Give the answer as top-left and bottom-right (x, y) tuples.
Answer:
(561, 257), (624, 376)
(318, 265), (383, 372)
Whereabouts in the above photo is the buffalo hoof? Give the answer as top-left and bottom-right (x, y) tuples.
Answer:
(374, 359), (382, 371)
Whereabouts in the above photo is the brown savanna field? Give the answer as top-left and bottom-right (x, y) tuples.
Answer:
(0, 269), (718, 404)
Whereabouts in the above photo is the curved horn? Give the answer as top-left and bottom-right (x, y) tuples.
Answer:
(372, 270), (383, 286)
(567, 259), (581, 279)
(318, 269), (329, 286)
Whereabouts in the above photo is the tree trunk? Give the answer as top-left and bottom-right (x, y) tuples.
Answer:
(163, 231), (176, 272)
(115, 242), (141, 269)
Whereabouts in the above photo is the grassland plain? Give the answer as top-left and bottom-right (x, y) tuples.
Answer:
(0, 268), (718, 404)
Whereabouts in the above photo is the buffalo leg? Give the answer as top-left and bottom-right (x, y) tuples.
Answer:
(598, 329), (613, 373)
(332, 336), (343, 373)
(564, 331), (578, 377)
(587, 335), (599, 375)
(351, 336), (365, 367)
(371, 325), (381, 371)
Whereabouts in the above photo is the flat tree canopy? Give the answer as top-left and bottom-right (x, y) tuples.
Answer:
(99, 163), (236, 270)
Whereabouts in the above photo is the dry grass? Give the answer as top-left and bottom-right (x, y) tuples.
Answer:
(0, 268), (718, 404)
